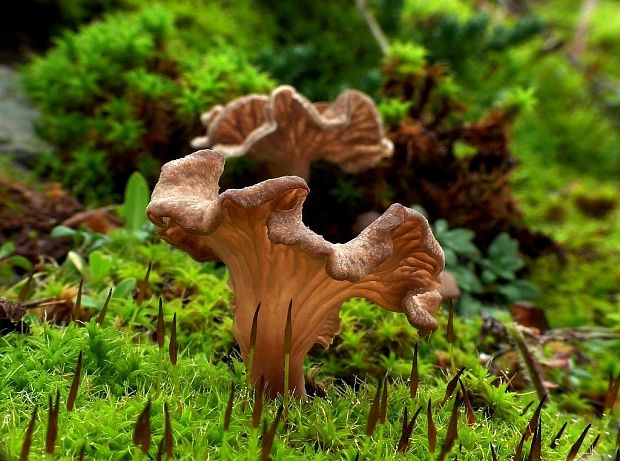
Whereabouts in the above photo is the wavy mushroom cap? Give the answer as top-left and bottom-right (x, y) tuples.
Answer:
(147, 149), (444, 397)
(191, 85), (393, 179)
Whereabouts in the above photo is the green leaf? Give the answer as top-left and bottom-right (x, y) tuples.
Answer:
(6, 256), (33, 271)
(452, 266), (483, 293)
(445, 228), (478, 255)
(123, 172), (150, 232)
(89, 251), (112, 283)
(0, 242), (15, 259)
(50, 226), (77, 238)
(483, 233), (524, 279)
(444, 249), (459, 268)
(68, 251), (86, 275)
(79, 295), (100, 308)
(113, 278), (137, 299)
(480, 269), (497, 284)
(497, 280), (540, 303)
(433, 220), (478, 256)
(433, 219), (448, 234)
(457, 293), (485, 315)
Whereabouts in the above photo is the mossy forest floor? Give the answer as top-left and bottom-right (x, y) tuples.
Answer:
(0, 1), (619, 458)
(0, 155), (619, 459)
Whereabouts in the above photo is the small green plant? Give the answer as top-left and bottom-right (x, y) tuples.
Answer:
(122, 171), (150, 234)
(433, 219), (539, 313)
(383, 41), (427, 76)
(0, 243), (32, 279)
(377, 98), (412, 127)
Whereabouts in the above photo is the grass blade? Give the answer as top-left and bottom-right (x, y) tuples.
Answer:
(441, 367), (465, 406)
(527, 416), (542, 461)
(437, 392), (460, 461)
(525, 395), (547, 440)
(550, 421), (567, 449)
(447, 300), (455, 343)
(458, 378), (475, 426)
(157, 297), (165, 349)
(156, 438), (164, 461)
(410, 342), (419, 399)
(284, 300), (292, 352)
(247, 302), (261, 384)
(520, 400), (534, 416)
(45, 390), (60, 454)
(397, 406), (422, 452)
(19, 404), (37, 461)
(261, 405), (284, 461)
(18, 271), (35, 303)
(252, 376), (265, 428)
(136, 261), (152, 306)
(133, 400), (152, 455)
(224, 383), (235, 431)
(427, 397), (436, 453)
(565, 424), (591, 461)
(283, 300), (292, 421)
(169, 313), (177, 365)
(96, 287), (113, 326)
(400, 407), (408, 446)
(509, 324), (547, 400)
(379, 377), (388, 424)
(164, 402), (173, 458)
(490, 443), (498, 461)
(365, 379), (383, 436)
(67, 350), (83, 411)
(604, 372), (620, 411)
(579, 433), (599, 459)
(74, 278), (83, 318)
(514, 428), (527, 461)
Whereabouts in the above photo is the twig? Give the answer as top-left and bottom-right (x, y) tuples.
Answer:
(570, 0), (598, 60)
(355, 0), (390, 55)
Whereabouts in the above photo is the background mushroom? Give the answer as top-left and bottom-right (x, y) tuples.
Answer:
(147, 149), (444, 398)
(191, 85), (393, 180)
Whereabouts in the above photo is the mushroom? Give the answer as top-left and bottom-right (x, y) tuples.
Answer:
(147, 150), (444, 398)
(191, 85), (393, 179)
(438, 271), (461, 301)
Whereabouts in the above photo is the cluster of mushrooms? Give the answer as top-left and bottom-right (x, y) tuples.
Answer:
(147, 86), (447, 398)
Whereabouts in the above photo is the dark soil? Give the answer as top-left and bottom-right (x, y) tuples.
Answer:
(0, 174), (83, 261)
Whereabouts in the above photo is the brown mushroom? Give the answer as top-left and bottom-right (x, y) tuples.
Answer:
(191, 85), (393, 179)
(438, 271), (461, 301)
(147, 150), (444, 398)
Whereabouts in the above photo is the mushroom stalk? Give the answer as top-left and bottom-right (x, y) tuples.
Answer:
(209, 225), (350, 398)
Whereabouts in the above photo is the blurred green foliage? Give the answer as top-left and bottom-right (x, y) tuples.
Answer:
(23, 4), (274, 203)
(256, 0), (384, 100)
(399, 0), (620, 177)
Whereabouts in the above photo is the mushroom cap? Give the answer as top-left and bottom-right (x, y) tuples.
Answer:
(190, 85), (393, 179)
(148, 149), (444, 331)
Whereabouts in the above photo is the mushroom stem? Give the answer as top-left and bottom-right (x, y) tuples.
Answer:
(234, 286), (337, 399)
(245, 334), (306, 399)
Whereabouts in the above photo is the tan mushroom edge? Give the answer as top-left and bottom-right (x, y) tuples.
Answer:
(147, 149), (445, 398)
(190, 85), (394, 180)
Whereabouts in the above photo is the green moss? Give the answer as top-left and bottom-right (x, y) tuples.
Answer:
(22, 4), (275, 203)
